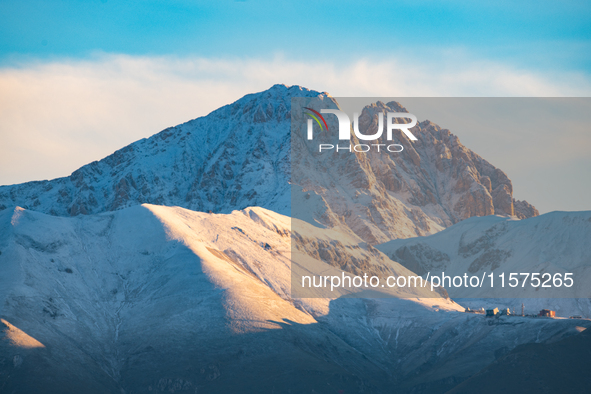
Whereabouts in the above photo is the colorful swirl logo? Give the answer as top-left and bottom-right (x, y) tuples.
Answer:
(304, 107), (328, 132)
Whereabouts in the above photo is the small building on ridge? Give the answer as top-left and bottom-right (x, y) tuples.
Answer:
(539, 309), (556, 317)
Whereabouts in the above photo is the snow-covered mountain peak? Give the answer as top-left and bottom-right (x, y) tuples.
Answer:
(0, 85), (538, 242)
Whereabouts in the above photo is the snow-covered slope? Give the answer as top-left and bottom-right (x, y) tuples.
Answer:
(0, 85), (537, 243)
(1, 205), (586, 393)
(0, 204), (385, 392)
(376, 211), (591, 317)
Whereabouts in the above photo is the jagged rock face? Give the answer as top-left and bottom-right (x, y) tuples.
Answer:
(291, 99), (537, 243)
(362, 101), (519, 222)
(0, 85), (537, 242)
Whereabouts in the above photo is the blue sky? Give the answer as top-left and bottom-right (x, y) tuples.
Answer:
(1, 0), (590, 71)
(0, 1), (590, 213)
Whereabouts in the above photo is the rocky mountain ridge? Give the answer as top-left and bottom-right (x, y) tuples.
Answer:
(0, 85), (537, 243)
(290, 95), (539, 243)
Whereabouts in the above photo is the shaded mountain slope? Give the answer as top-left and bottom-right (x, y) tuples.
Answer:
(446, 326), (591, 394)
(0, 205), (584, 394)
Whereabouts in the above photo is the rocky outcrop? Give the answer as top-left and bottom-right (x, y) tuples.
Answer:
(291, 99), (538, 242)
(513, 199), (539, 219)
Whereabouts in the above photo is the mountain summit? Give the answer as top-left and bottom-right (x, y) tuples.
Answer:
(0, 85), (537, 242)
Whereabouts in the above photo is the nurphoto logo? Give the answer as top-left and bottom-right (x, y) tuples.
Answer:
(305, 107), (418, 153)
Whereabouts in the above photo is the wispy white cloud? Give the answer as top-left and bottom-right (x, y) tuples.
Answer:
(0, 53), (590, 187)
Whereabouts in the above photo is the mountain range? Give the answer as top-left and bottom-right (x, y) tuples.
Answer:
(0, 85), (537, 242)
(1, 204), (587, 393)
(0, 85), (588, 394)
